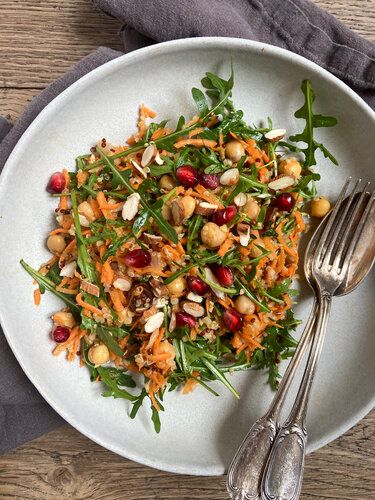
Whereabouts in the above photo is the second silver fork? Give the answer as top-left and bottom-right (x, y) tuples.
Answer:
(261, 179), (375, 500)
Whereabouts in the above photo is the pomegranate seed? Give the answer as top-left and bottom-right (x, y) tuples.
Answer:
(199, 173), (219, 190)
(223, 308), (243, 332)
(47, 172), (66, 194)
(175, 312), (197, 328)
(212, 265), (234, 287)
(272, 193), (294, 212)
(123, 249), (151, 268)
(212, 205), (237, 226)
(187, 276), (209, 295)
(176, 165), (199, 188)
(53, 326), (70, 343)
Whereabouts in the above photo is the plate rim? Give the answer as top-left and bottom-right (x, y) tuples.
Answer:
(0, 36), (374, 475)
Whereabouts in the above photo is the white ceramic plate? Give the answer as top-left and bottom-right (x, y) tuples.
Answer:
(0, 38), (374, 476)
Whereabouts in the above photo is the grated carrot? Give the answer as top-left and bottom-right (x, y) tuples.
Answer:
(33, 289), (41, 306)
(76, 293), (103, 316)
(174, 138), (217, 149)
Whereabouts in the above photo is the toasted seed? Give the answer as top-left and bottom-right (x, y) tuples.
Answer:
(182, 301), (205, 318)
(219, 168), (240, 186)
(144, 311), (165, 333)
(264, 128), (286, 142)
(122, 193), (141, 221)
(268, 174), (296, 191)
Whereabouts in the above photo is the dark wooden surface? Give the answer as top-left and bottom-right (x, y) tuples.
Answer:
(0, 1), (374, 498)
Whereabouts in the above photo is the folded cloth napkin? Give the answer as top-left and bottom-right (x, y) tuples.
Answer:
(0, 0), (374, 454)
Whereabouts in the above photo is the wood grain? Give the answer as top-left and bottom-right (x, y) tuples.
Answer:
(0, 1), (374, 499)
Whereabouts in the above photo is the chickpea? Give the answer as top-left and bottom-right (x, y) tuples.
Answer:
(225, 140), (245, 162)
(52, 311), (76, 328)
(310, 197), (331, 218)
(47, 234), (66, 254)
(180, 195), (196, 219)
(249, 238), (266, 258)
(166, 275), (186, 297)
(88, 344), (110, 366)
(78, 201), (96, 222)
(243, 197), (260, 220)
(278, 157), (302, 179)
(234, 295), (256, 315)
(200, 222), (227, 248)
(159, 174), (176, 191)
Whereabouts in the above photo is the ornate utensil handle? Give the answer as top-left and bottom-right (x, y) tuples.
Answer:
(227, 300), (318, 500)
(227, 415), (278, 500)
(261, 294), (332, 500)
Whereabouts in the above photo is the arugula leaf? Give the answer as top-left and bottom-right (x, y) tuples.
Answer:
(96, 325), (124, 357)
(290, 80), (338, 168)
(102, 233), (132, 262)
(97, 366), (137, 401)
(97, 148), (178, 243)
(20, 260), (80, 313)
(151, 406), (162, 433)
(71, 190), (98, 283)
(130, 389), (148, 418)
(191, 87), (209, 117)
(97, 367), (136, 388)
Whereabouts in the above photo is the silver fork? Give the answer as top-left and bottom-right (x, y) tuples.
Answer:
(261, 179), (375, 500)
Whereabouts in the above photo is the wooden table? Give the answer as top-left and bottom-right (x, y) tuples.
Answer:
(0, 1), (374, 498)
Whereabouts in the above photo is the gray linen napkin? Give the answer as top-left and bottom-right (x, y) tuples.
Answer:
(0, 0), (374, 454)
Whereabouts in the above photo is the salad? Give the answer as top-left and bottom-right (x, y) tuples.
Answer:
(21, 69), (337, 432)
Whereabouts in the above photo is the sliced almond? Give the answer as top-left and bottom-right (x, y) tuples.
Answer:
(169, 312), (177, 332)
(182, 301), (205, 318)
(78, 214), (90, 227)
(122, 193), (141, 221)
(187, 292), (203, 303)
(60, 261), (77, 278)
(268, 174), (296, 191)
(219, 168), (239, 186)
(150, 278), (169, 297)
(238, 224), (251, 247)
(194, 201), (218, 216)
(80, 279), (100, 297)
(131, 159), (148, 178)
(144, 311), (165, 333)
(141, 143), (156, 167)
(113, 277), (132, 291)
(233, 193), (247, 207)
(264, 128), (286, 142)
(154, 150), (164, 165)
(204, 267), (225, 299)
(171, 199), (185, 225)
(143, 232), (163, 245)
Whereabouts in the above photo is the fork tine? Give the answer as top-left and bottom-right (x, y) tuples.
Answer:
(314, 177), (351, 265)
(335, 188), (375, 276)
(319, 178), (362, 268)
(329, 181), (370, 272)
